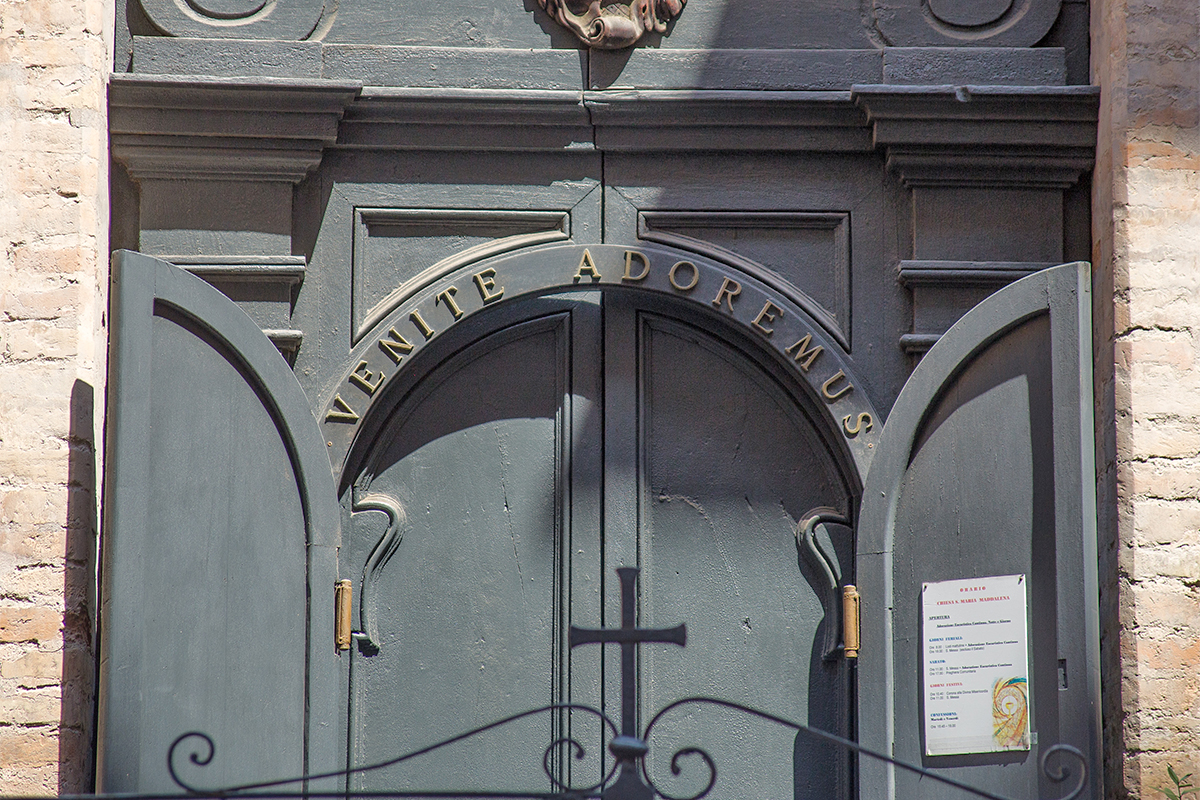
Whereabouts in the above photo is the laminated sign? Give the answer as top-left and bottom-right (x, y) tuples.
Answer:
(922, 575), (1031, 756)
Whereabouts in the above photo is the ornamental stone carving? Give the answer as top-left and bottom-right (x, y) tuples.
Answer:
(537, 0), (685, 49)
(138, 0), (326, 39)
(871, 0), (1062, 47)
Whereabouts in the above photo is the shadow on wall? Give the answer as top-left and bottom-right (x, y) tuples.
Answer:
(62, 379), (98, 792)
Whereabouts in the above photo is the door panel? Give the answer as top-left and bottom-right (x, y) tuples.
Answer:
(348, 306), (600, 792)
(857, 263), (1100, 800)
(626, 307), (853, 800)
(100, 252), (341, 792)
(347, 290), (857, 799)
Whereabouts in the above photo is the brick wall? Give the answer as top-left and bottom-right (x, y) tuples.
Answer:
(1094, 0), (1200, 796)
(0, 0), (111, 792)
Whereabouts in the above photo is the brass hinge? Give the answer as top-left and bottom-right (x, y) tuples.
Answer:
(335, 579), (353, 651)
(842, 584), (860, 659)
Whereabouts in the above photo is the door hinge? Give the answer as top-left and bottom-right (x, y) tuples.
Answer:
(335, 579), (353, 651)
(842, 584), (860, 659)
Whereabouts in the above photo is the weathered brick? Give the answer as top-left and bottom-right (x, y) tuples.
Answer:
(0, 649), (64, 687)
(0, 687), (62, 725)
(0, 485), (68, 528)
(0, 725), (58, 768)
(0, 607), (61, 643)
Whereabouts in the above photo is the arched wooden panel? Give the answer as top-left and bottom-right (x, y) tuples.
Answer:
(99, 251), (341, 792)
(857, 264), (1100, 800)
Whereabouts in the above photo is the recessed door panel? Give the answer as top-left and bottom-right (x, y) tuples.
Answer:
(347, 309), (590, 793)
(628, 308), (853, 800)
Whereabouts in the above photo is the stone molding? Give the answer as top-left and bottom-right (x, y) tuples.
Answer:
(109, 76), (1100, 170)
(852, 84), (1100, 188)
(109, 75), (362, 182)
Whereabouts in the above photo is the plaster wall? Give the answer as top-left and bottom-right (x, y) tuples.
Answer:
(1093, 0), (1200, 796)
(0, 0), (111, 791)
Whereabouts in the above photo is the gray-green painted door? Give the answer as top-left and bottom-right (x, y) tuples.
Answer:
(344, 290), (855, 799)
(856, 263), (1101, 800)
(99, 252), (342, 792)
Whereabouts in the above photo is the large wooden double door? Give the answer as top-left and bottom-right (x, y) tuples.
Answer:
(343, 289), (856, 799)
(99, 252), (1100, 800)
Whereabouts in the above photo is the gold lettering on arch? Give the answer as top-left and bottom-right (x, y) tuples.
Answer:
(623, 250), (651, 281)
(473, 268), (505, 303)
(409, 310), (436, 340)
(751, 300), (783, 337)
(785, 333), (823, 372)
(349, 360), (385, 396)
(821, 370), (853, 401)
(378, 327), (415, 364)
(842, 412), (873, 437)
(668, 261), (699, 291)
(435, 285), (464, 321)
(711, 277), (742, 312)
(574, 249), (602, 282)
(325, 393), (360, 423)
(326, 252), (875, 451)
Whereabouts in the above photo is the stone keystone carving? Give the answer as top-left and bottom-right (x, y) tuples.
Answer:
(538, 0), (685, 49)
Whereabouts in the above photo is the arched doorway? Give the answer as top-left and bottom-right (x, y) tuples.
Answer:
(340, 283), (860, 800)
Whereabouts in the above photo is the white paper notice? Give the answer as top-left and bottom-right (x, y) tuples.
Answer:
(922, 574), (1030, 756)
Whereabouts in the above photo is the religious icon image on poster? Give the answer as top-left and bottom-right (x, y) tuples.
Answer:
(921, 574), (1031, 756)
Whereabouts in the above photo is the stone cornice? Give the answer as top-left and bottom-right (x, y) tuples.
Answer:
(584, 90), (873, 152)
(108, 76), (1100, 182)
(852, 84), (1100, 187)
(336, 88), (593, 152)
(109, 75), (362, 182)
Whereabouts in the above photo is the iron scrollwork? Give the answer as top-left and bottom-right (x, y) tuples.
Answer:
(164, 700), (1087, 800)
(97, 566), (1094, 800)
(796, 507), (850, 661)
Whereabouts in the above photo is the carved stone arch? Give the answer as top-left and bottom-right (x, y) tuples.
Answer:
(320, 242), (882, 491)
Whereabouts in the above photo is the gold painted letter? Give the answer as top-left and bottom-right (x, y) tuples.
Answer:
(785, 333), (823, 372)
(410, 310), (435, 340)
(325, 394), (360, 424)
(821, 370), (853, 401)
(472, 268), (504, 303)
(751, 300), (784, 336)
(711, 277), (742, 312)
(842, 412), (874, 437)
(623, 250), (651, 281)
(378, 327), (415, 364)
(349, 360), (385, 396)
(668, 261), (699, 292)
(435, 285), (464, 320)
(574, 249), (602, 282)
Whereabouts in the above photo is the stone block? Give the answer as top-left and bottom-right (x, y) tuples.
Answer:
(1128, 581), (1200, 630)
(0, 562), (67, 608)
(0, 526), (68, 563)
(1130, 546), (1200, 581)
(1123, 417), (1200, 460)
(0, 486), (68, 528)
(0, 765), (57, 796)
(1123, 459), (1200, 503)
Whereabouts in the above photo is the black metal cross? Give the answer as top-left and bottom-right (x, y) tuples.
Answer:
(570, 567), (687, 738)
